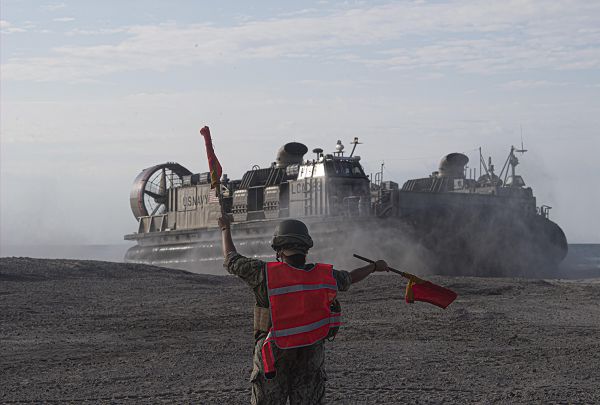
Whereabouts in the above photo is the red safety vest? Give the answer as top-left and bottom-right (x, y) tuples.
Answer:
(261, 261), (342, 378)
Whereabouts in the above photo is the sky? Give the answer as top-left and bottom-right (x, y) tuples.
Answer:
(1, 0), (599, 251)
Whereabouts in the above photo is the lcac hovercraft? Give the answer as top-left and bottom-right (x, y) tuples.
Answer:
(124, 139), (567, 277)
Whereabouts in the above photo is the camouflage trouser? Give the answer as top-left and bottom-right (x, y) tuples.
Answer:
(250, 337), (326, 405)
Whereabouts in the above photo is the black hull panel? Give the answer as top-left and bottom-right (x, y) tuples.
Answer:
(125, 215), (568, 277)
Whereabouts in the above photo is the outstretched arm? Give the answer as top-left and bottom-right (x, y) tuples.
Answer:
(218, 215), (236, 258)
(350, 260), (389, 284)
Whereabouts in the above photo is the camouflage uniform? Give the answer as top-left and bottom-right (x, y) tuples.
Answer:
(225, 252), (352, 405)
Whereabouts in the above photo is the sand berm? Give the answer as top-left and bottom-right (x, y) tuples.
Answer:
(1, 257), (599, 404)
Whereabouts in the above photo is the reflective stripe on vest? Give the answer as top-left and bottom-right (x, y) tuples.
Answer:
(268, 313), (343, 338)
(268, 283), (338, 296)
(261, 262), (341, 378)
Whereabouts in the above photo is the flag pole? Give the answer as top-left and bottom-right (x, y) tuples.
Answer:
(216, 180), (225, 216)
(353, 254), (423, 282)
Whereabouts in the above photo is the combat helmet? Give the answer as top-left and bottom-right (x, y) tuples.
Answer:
(271, 219), (314, 254)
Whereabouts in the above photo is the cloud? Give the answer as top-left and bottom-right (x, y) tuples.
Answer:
(42, 3), (67, 11)
(65, 27), (125, 36)
(297, 79), (383, 88)
(53, 17), (75, 22)
(277, 8), (320, 18)
(0, 20), (27, 34)
(2, 1), (600, 82)
(502, 80), (570, 89)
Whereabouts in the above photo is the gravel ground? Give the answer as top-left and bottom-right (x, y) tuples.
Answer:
(1, 257), (599, 404)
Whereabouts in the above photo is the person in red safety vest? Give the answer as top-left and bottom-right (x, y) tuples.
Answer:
(219, 215), (389, 405)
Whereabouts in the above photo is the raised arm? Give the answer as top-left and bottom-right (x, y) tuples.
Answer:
(350, 260), (389, 284)
(218, 215), (236, 258)
(218, 215), (266, 290)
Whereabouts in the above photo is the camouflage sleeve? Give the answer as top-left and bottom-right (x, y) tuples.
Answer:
(333, 269), (352, 292)
(224, 252), (266, 289)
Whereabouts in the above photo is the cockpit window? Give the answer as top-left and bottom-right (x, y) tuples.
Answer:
(325, 160), (366, 177)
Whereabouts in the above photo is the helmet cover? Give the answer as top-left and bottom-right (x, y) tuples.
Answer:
(271, 219), (314, 252)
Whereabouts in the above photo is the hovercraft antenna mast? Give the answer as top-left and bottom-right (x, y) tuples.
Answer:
(349, 137), (362, 157)
(516, 125), (528, 154)
(499, 127), (528, 186)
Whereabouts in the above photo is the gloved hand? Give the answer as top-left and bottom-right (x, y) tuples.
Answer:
(373, 259), (390, 272)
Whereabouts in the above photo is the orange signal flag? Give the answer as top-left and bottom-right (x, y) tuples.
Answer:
(200, 126), (223, 190)
(405, 278), (457, 309)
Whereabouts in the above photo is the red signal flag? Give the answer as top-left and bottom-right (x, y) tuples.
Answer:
(405, 279), (457, 309)
(200, 126), (223, 190)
